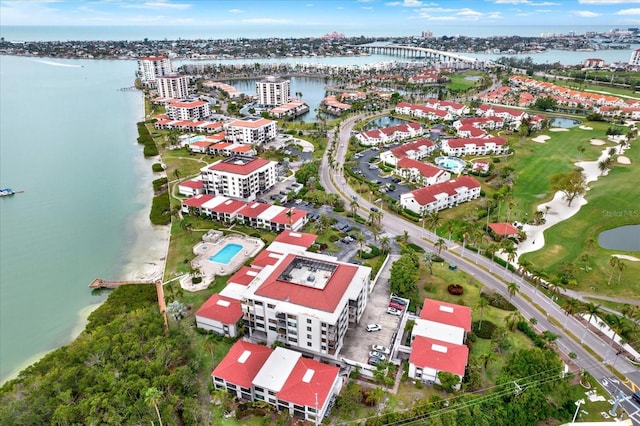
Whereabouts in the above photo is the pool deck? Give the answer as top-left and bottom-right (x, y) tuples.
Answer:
(181, 234), (264, 292)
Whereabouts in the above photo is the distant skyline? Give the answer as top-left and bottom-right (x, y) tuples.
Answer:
(2, 0), (640, 36)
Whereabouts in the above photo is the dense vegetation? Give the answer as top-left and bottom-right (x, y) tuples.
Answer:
(137, 121), (159, 157)
(0, 286), (204, 425)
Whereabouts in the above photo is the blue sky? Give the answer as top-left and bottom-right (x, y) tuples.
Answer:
(2, 0), (640, 32)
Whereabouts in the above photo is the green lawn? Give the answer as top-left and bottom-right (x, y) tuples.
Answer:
(517, 126), (640, 297)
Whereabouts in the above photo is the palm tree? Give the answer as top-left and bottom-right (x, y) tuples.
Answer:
(581, 302), (601, 343)
(486, 243), (499, 272)
(607, 257), (619, 285)
(580, 254), (590, 271)
(427, 210), (441, 236)
(380, 236), (391, 254)
(604, 315), (628, 363)
(461, 231), (470, 258)
(371, 223), (382, 242)
(585, 238), (595, 256)
(423, 251), (434, 275)
(286, 208), (294, 228)
(434, 238), (447, 255)
(476, 297), (489, 330)
(144, 387), (164, 426)
(507, 282), (520, 300)
(445, 220), (455, 241)
(350, 198), (358, 217)
(562, 298), (581, 327)
(598, 160), (608, 176)
(617, 260), (627, 284)
(505, 311), (524, 331)
(401, 230), (410, 244)
(356, 233), (366, 256)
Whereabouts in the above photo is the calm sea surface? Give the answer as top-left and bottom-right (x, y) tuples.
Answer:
(0, 55), (167, 383)
(0, 23), (636, 384)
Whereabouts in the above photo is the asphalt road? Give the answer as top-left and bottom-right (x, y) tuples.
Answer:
(320, 112), (640, 424)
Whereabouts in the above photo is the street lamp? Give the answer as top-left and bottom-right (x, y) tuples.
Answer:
(571, 399), (585, 424)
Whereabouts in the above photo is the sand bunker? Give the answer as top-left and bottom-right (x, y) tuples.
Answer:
(549, 128), (570, 132)
(613, 254), (640, 262)
(590, 139), (606, 146)
(579, 125), (593, 130)
(617, 156), (631, 164)
(532, 135), (551, 143)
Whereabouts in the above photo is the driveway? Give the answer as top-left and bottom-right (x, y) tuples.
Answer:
(340, 254), (404, 366)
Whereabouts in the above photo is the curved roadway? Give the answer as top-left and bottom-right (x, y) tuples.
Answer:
(320, 114), (640, 424)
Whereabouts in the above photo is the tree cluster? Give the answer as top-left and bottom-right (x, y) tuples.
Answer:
(0, 286), (205, 425)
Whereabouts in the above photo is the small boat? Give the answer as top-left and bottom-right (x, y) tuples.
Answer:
(0, 188), (24, 197)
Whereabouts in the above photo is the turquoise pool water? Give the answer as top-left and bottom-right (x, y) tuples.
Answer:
(435, 156), (466, 174)
(208, 243), (243, 265)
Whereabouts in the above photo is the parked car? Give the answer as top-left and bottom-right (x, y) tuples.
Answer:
(633, 392), (640, 405)
(342, 225), (352, 233)
(368, 356), (382, 366)
(370, 206), (379, 213)
(387, 307), (402, 316)
(369, 351), (387, 361)
(389, 302), (404, 311)
(371, 345), (390, 355)
(390, 297), (407, 306)
(366, 324), (381, 332)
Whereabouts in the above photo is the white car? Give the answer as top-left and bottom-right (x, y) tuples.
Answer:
(371, 345), (390, 355)
(387, 307), (402, 316)
(366, 324), (381, 332)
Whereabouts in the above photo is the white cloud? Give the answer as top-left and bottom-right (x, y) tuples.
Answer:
(615, 7), (640, 14)
(336, 6), (345, 9)
(386, 0), (423, 7)
(579, 0), (640, 4)
(572, 10), (602, 16)
(121, 1), (192, 10)
(536, 9), (552, 12)
(361, 6), (374, 9)
(228, 8), (243, 14)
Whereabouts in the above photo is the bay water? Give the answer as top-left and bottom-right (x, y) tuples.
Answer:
(0, 55), (167, 383)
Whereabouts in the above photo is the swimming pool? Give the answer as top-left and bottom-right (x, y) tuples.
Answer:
(435, 156), (466, 174)
(208, 243), (243, 265)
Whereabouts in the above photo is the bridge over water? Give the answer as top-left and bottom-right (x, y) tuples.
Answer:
(353, 44), (494, 68)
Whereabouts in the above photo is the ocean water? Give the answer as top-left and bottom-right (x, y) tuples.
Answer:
(0, 55), (166, 383)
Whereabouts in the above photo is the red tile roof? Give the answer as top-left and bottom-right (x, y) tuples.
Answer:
(407, 176), (481, 206)
(238, 202), (272, 219)
(196, 293), (242, 325)
(397, 158), (445, 178)
(273, 230), (317, 248)
(169, 100), (208, 108)
(233, 145), (253, 152)
(270, 208), (308, 225)
(228, 118), (274, 129)
(179, 179), (204, 189)
(409, 335), (469, 376)
(211, 340), (273, 388)
(228, 266), (262, 286)
(182, 194), (214, 207)
(488, 222), (519, 236)
(207, 157), (272, 175)
(191, 141), (212, 147)
(210, 198), (247, 214)
(390, 138), (434, 158)
(420, 298), (471, 332)
(254, 254), (358, 312)
(251, 250), (284, 269)
(445, 137), (507, 148)
(277, 357), (339, 409)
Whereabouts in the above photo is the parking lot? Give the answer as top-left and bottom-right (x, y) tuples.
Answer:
(339, 254), (405, 366)
(352, 147), (410, 201)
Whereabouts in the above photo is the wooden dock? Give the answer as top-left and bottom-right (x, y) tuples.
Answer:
(89, 278), (156, 289)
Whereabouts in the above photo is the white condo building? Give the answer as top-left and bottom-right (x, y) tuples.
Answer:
(200, 156), (278, 202)
(630, 49), (640, 66)
(241, 251), (370, 357)
(166, 99), (210, 121)
(256, 76), (291, 107)
(225, 117), (278, 146)
(156, 75), (190, 99)
(136, 56), (172, 86)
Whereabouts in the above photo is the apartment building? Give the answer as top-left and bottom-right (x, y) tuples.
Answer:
(136, 55), (172, 86)
(225, 117), (277, 146)
(166, 99), (210, 121)
(200, 156), (278, 202)
(156, 74), (190, 99)
(400, 176), (481, 216)
(256, 76), (291, 107)
(241, 251), (370, 358)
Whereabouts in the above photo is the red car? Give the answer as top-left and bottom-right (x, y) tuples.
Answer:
(389, 301), (404, 311)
